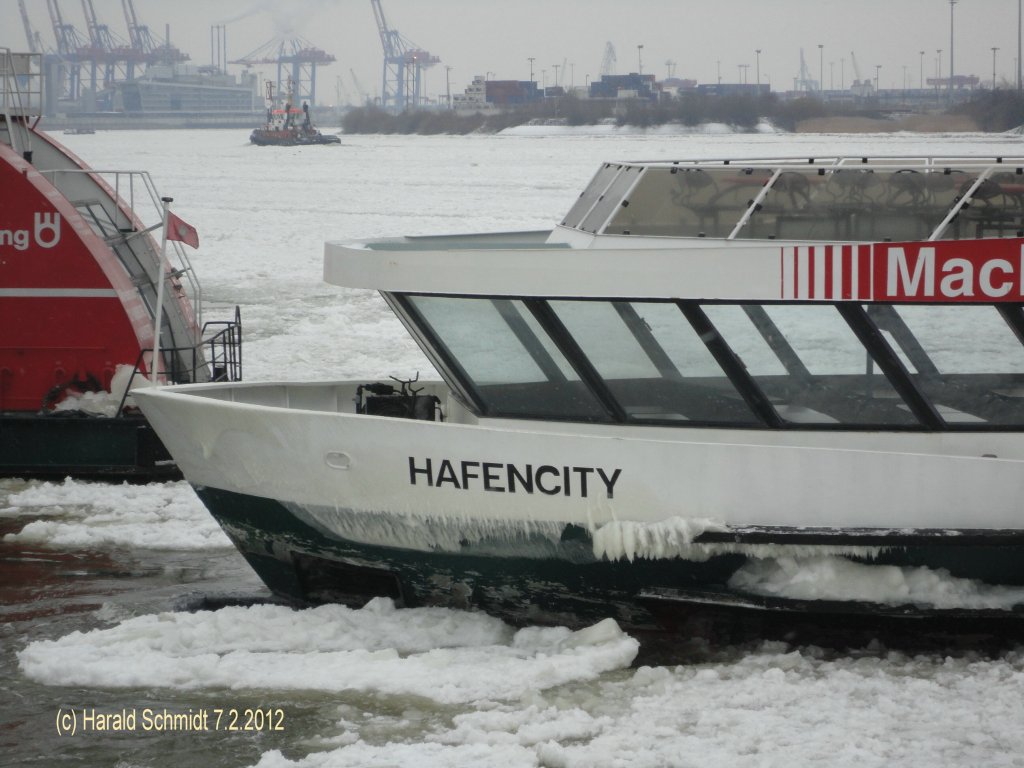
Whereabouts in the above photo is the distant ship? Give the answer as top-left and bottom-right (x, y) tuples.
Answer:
(250, 81), (340, 147)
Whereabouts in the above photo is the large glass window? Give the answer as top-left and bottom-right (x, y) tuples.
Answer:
(874, 304), (1024, 424)
(588, 163), (1024, 242)
(548, 300), (758, 424)
(402, 294), (1024, 430)
(406, 296), (610, 421)
(560, 163), (622, 229)
(579, 165), (643, 234)
(703, 304), (919, 425)
(604, 166), (771, 239)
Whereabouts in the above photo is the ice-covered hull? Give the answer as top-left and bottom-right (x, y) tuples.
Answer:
(193, 482), (1024, 636)
(134, 379), (1024, 631)
(136, 152), (1024, 635)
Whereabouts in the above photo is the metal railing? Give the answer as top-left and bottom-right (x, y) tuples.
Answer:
(0, 50), (41, 116)
(117, 307), (243, 415)
(0, 49), (41, 160)
(37, 167), (205, 331)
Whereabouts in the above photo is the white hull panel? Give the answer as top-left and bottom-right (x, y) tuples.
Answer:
(134, 382), (1024, 545)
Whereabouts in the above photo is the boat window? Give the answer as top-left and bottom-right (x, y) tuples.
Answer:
(872, 304), (1024, 425)
(548, 300), (759, 424)
(561, 163), (623, 228)
(604, 166), (771, 238)
(703, 304), (920, 426)
(947, 170), (1024, 239)
(76, 202), (120, 238)
(730, 168), (949, 242)
(405, 296), (611, 421)
(579, 165), (643, 233)
(593, 164), (1024, 242)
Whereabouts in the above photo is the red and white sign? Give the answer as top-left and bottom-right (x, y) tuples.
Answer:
(781, 238), (1024, 302)
(780, 244), (872, 300)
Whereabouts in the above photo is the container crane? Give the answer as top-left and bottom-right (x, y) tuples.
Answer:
(232, 36), (335, 108)
(849, 51), (873, 96)
(370, 0), (440, 111)
(120, 0), (188, 65)
(18, 0), (44, 54)
(795, 48), (818, 92)
(350, 68), (369, 105)
(80, 0), (137, 85)
(46, 0), (89, 99)
(600, 42), (617, 77)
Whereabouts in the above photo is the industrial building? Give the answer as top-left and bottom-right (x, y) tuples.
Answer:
(115, 65), (258, 114)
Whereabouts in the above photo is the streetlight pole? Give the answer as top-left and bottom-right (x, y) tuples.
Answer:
(528, 57), (535, 83)
(949, 0), (957, 104)
(637, 44), (644, 75)
(716, 59), (721, 84)
(445, 65), (451, 109)
(755, 49), (761, 87)
(818, 44), (824, 92)
(552, 64), (559, 88)
(993, 47), (999, 89)
(919, 50), (925, 90)
(875, 64), (881, 93)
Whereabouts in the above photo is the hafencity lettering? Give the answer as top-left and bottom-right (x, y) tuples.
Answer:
(408, 457), (622, 498)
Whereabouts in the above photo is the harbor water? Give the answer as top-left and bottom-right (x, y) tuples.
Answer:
(4, 127), (1024, 767)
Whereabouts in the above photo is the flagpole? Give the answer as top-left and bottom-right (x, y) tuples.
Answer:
(152, 196), (172, 384)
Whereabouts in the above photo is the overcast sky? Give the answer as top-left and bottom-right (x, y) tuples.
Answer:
(3, 0), (1021, 103)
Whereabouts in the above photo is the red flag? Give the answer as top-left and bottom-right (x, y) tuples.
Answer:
(166, 211), (199, 249)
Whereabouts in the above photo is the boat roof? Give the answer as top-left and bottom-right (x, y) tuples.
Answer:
(559, 154), (1024, 242)
(325, 155), (1024, 303)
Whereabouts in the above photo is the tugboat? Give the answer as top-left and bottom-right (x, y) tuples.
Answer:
(0, 50), (241, 480)
(136, 153), (1024, 641)
(249, 80), (340, 147)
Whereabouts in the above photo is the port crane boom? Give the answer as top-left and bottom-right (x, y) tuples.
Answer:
(370, 0), (439, 110)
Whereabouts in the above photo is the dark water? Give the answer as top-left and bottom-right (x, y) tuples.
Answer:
(0, 512), (344, 768)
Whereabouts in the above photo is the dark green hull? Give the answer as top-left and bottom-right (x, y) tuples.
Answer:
(0, 413), (180, 481)
(195, 486), (1024, 640)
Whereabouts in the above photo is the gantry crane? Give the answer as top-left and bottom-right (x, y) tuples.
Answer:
(350, 68), (369, 105)
(232, 36), (335, 107)
(370, 0), (440, 111)
(18, 0), (44, 54)
(795, 48), (818, 92)
(45, 0), (90, 99)
(600, 42), (617, 78)
(121, 0), (187, 65)
(80, 0), (139, 85)
(848, 51), (874, 97)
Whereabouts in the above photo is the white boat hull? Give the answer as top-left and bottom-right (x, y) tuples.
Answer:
(135, 381), (1024, 542)
(133, 380), (1024, 632)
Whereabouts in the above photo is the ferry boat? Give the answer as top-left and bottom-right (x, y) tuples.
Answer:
(0, 51), (241, 479)
(135, 151), (1024, 636)
(250, 81), (340, 147)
